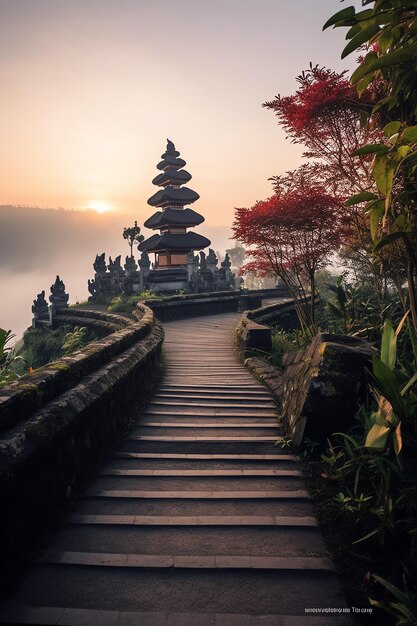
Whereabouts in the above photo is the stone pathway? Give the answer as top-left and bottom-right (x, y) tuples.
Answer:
(0, 313), (354, 625)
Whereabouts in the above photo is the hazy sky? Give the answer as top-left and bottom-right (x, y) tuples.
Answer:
(0, 0), (361, 224)
(0, 0), (361, 337)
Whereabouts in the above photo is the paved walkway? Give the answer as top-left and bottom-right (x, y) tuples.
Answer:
(1, 313), (353, 625)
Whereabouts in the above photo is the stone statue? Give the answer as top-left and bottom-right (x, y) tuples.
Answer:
(199, 250), (207, 271)
(139, 250), (151, 270)
(88, 279), (97, 296)
(207, 248), (218, 266)
(221, 253), (232, 270)
(32, 290), (49, 319)
(108, 255), (122, 274)
(49, 275), (69, 308)
(124, 255), (137, 273)
(93, 252), (106, 274)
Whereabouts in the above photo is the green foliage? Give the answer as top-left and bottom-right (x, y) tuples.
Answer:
(0, 328), (14, 368)
(61, 326), (92, 354)
(370, 576), (417, 625)
(325, 0), (417, 342)
(365, 317), (417, 455)
(122, 220), (144, 256)
(14, 325), (97, 371)
(317, 316), (417, 621)
(324, 1), (417, 123)
(322, 273), (403, 344)
(270, 329), (300, 368)
(0, 328), (23, 385)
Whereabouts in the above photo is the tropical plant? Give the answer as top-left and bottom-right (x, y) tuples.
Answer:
(61, 326), (93, 355)
(365, 316), (417, 455)
(0, 328), (22, 385)
(122, 220), (144, 257)
(370, 575), (417, 626)
(324, 1), (417, 341)
(323, 1), (417, 124)
(108, 291), (159, 314)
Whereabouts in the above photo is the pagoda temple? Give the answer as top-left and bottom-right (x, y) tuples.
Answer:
(87, 139), (238, 297)
(138, 140), (211, 286)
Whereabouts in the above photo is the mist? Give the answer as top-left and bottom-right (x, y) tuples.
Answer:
(0, 205), (233, 339)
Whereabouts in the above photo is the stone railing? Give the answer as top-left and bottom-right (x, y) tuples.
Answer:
(0, 303), (164, 583)
(53, 307), (130, 337)
(236, 300), (374, 450)
(236, 298), (297, 357)
(144, 290), (264, 322)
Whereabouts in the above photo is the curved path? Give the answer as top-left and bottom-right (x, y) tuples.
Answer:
(1, 313), (353, 625)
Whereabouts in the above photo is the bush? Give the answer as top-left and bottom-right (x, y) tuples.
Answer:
(108, 291), (159, 314)
(15, 325), (97, 371)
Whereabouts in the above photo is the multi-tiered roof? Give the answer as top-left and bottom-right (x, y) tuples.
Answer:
(139, 140), (210, 266)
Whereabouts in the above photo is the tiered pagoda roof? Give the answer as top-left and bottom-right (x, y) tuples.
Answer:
(139, 140), (210, 257)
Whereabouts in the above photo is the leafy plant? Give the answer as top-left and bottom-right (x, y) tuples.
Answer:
(324, 0), (417, 344)
(108, 291), (159, 313)
(365, 317), (417, 455)
(62, 326), (94, 354)
(370, 575), (417, 626)
(0, 328), (23, 385)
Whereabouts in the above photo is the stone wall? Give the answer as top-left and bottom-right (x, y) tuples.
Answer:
(0, 303), (164, 585)
(53, 307), (130, 338)
(280, 334), (374, 447)
(237, 301), (374, 449)
(236, 298), (301, 357)
(144, 290), (264, 322)
(236, 313), (273, 358)
(248, 297), (313, 330)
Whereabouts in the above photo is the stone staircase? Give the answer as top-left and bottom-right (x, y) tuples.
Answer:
(0, 313), (354, 625)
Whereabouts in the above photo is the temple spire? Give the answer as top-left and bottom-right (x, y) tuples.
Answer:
(138, 140), (210, 269)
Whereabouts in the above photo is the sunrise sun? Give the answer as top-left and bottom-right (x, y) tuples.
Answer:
(87, 200), (113, 214)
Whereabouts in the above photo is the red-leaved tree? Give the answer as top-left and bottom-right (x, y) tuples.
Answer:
(233, 182), (346, 331)
(263, 65), (399, 301)
(264, 65), (380, 195)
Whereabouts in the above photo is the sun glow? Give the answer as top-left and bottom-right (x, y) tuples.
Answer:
(87, 200), (113, 214)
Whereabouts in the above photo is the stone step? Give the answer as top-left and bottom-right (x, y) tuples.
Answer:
(130, 428), (280, 438)
(153, 393), (273, 402)
(90, 476), (303, 493)
(164, 366), (247, 371)
(111, 453), (298, 470)
(136, 421), (277, 427)
(142, 410), (278, 418)
(139, 416), (278, 425)
(83, 490), (309, 500)
(99, 469), (301, 477)
(126, 436), (281, 442)
(67, 515), (317, 527)
(75, 495), (314, 517)
(0, 605), (356, 625)
(49, 526), (325, 557)
(162, 378), (258, 384)
(40, 551), (334, 572)
(4, 569), (351, 617)
(108, 457), (299, 471)
(158, 377), (265, 393)
(120, 440), (285, 454)
(148, 401), (276, 410)
(114, 453), (298, 461)
(158, 385), (269, 395)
